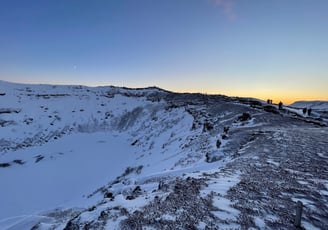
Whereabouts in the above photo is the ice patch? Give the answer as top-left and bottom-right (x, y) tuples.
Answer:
(266, 159), (280, 167)
(317, 152), (328, 158)
(254, 216), (266, 228)
(297, 180), (308, 185)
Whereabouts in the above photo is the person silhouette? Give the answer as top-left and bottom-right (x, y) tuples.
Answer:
(278, 101), (283, 110)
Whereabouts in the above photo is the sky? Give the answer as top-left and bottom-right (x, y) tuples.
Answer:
(0, 0), (327, 104)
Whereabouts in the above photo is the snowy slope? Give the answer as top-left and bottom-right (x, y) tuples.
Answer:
(291, 100), (328, 110)
(0, 80), (327, 229)
(287, 100), (328, 122)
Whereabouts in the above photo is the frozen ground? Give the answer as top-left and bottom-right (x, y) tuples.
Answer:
(0, 80), (327, 229)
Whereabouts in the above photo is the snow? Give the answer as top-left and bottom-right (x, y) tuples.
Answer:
(253, 217), (266, 228)
(0, 132), (136, 220)
(1, 80), (327, 229)
(0, 215), (53, 230)
(291, 100), (328, 110)
(203, 173), (241, 222)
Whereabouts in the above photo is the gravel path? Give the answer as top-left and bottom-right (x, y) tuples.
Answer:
(225, 127), (328, 229)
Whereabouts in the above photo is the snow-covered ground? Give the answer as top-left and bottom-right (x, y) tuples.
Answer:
(291, 100), (328, 110)
(0, 80), (327, 229)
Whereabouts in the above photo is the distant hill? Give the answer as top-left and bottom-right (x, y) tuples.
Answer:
(291, 100), (328, 110)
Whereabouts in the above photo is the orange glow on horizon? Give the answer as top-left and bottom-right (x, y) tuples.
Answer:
(168, 87), (327, 105)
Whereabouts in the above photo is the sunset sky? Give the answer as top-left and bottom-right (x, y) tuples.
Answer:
(0, 0), (327, 104)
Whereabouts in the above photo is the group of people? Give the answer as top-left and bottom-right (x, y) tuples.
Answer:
(267, 99), (283, 110)
(267, 99), (313, 116)
(302, 107), (312, 116)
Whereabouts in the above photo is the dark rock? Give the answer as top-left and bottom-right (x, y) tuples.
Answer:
(63, 220), (80, 230)
(203, 122), (213, 132)
(0, 163), (11, 168)
(237, 113), (251, 122)
(263, 105), (279, 114)
(35, 155), (44, 163)
(13, 159), (25, 165)
(221, 134), (228, 140)
(131, 140), (138, 146)
(104, 192), (114, 200)
(126, 195), (135, 200)
(216, 139), (222, 148)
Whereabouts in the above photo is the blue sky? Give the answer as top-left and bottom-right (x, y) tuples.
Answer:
(0, 0), (327, 103)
